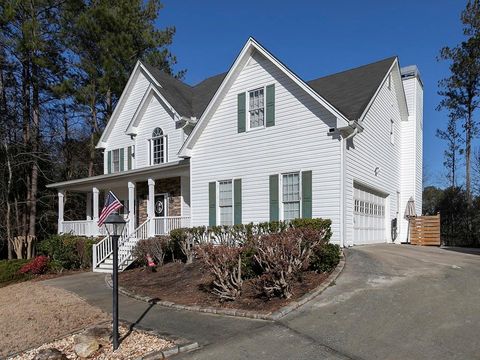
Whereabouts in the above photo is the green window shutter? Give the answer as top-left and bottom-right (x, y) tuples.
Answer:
(269, 174), (279, 221)
(234, 179), (242, 225)
(237, 92), (246, 133)
(107, 151), (112, 174)
(119, 148), (124, 172)
(127, 146), (132, 170)
(266, 84), (275, 127)
(302, 171), (312, 219)
(209, 182), (216, 226)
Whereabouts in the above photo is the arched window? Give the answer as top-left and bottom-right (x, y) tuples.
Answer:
(151, 127), (166, 164)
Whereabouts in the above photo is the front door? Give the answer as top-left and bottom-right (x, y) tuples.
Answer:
(154, 194), (168, 217)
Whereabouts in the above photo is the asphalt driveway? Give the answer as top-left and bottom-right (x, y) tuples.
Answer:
(43, 244), (480, 359)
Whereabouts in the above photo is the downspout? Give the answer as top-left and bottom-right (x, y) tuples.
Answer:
(340, 123), (359, 248)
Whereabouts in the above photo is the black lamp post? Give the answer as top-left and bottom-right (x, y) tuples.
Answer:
(104, 212), (126, 351)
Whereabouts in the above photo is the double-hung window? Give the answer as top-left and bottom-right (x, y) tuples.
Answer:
(282, 173), (300, 221)
(112, 149), (120, 172)
(218, 180), (233, 226)
(248, 88), (264, 129)
(151, 127), (166, 165)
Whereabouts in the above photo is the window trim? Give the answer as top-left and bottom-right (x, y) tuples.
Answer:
(149, 127), (168, 165)
(280, 171), (302, 221)
(112, 149), (120, 173)
(246, 86), (266, 132)
(217, 179), (234, 226)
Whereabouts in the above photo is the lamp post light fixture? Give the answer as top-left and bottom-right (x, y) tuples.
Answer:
(103, 212), (126, 351)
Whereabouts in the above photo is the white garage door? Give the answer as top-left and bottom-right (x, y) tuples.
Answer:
(353, 184), (387, 245)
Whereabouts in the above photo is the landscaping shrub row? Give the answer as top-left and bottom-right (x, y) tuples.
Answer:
(133, 218), (340, 301)
(38, 234), (99, 270)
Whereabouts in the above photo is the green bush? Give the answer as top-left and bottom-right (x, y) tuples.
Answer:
(38, 234), (97, 269)
(0, 259), (30, 287)
(290, 218), (332, 241)
(310, 243), (341, 273)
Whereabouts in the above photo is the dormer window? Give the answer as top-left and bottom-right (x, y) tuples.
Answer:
(248, 88), (265, 129)
(150, 127), (167, 165)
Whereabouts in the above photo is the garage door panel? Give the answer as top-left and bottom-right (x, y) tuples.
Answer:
(353, 184), (386, 245)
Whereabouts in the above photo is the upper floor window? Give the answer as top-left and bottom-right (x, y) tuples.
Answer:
(150, 127), (167, 165)
(219, 180), (233, 226)
(282, 172), (300, 221)
(112, 149), (120, 172)
(249, 88), (264, 129)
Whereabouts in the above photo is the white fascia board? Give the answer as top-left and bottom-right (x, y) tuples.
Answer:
(357, 58), (409, 123)
(96, 61), (177, 148)
(178, 37), (350, 157)
(125, 77), (180, 136)
(96, 60), (143, 149)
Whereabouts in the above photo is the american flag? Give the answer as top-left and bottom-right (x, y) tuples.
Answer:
(98, 191), (123, 227)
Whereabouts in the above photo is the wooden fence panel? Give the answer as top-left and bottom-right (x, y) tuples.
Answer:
(410, 213), (441, 246)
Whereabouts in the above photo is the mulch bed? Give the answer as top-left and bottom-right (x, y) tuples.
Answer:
(119, 262), (329, 313)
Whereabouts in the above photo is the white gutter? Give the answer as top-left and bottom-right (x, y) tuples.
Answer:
(339, 119), (361, 248)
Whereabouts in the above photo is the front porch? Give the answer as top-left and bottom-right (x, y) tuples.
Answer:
(47, 161), (191, 272)
(49, 160), (191, 239)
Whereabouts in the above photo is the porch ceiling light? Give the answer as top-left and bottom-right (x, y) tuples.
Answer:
(104, 213), (126, 237)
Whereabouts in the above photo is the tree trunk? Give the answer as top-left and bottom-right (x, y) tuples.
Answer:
(22, 57), (31, 238)
(27, 61), (40, 252)
(465, 110), (473, 203)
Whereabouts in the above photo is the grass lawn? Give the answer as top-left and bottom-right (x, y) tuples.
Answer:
(0, 259), (30, 288)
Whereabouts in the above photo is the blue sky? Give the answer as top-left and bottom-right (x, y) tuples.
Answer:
(158, 0), (469, 187)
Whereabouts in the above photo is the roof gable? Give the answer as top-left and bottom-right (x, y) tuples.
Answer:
(307, 57), (397, 120)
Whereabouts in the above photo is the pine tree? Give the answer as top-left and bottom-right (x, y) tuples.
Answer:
(438, 0), (480, 203)
(63, 0), (183, 176)
(436, 117), (462, 188)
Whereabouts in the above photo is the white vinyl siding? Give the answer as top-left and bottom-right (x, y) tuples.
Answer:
(218, 180), (233, 226)
(344, 67), (403, 246)
(135, 94), (182, 168)
(190, 51), (342, 244)
(282, 173), (300, 221)
(103, 71), (149, 174)
(399, 74), (423, 242)
(248, 88), (265, 129)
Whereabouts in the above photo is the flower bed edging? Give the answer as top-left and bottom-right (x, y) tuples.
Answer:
(106, 250), (345, 321)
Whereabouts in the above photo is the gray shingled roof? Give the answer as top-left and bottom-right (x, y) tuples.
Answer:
(142, 56), (396, 121)
(307, 56), (397, 120)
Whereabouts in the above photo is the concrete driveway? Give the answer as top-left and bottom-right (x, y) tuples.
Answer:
(181, 245), (480, 360)
(43, 245), (480, 359)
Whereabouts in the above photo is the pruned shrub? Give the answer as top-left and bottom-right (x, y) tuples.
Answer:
(38, 234), (97, 269)
(310, 243), (341, 273)
(18, 255), (49, 275)
(197, 244), (243, 301)
(170, 228), (195, 264)
(253, 228), (327, 299)
(133, 236), (170, 267)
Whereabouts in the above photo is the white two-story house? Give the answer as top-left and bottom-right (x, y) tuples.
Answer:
(48, 38), (423, 272)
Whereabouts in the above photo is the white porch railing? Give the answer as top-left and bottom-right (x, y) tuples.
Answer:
(62, 220), (92, 236)
(92, 219), (130, 269)
(62, 220), (108, 237)
(153, 216), (190, 235)
(92, 216), (191, 272)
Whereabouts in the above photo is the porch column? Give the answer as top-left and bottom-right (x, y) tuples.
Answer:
(58, 190), (65, 234)
(148, 178), (155, 237)
(86, 192), (92, 220)
(128, 181), (135, 235)
(93, 187), (99, 235)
